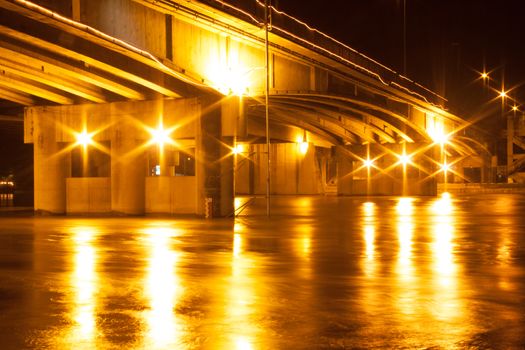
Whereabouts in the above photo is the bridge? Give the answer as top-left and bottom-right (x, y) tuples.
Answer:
(0, 0), (489, 216)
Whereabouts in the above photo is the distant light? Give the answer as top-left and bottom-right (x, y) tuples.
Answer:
(499, 90), (507, 98)
(151, 124), (171, 146)
(441, 162), (450, 172)
(155, 165), (160, 176)
(233, 144), (244, 155)
(512, 105), (519, 111)
(299, 141), (309, 155)
(481, 72), (488, 79)
(75, 130), (93, 147)
(364, 158), (374, 168)
(398, 153), (411, 166)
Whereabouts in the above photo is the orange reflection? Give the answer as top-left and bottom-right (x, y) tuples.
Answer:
(495, 217), (515, 291)
(293, 223), (313, 279)
(143, 225), (182, 348)
(69, 226), (98, 343)
(429, 194), (465, 329)
(396, 198), (414, 281)
(296, 197), (314, 216)
(227, 221), (256, 348)
(361, 202), (376, 276)
(394, 197), (416, 318)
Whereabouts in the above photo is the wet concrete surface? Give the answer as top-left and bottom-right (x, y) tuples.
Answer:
(0, 194), (524, 349)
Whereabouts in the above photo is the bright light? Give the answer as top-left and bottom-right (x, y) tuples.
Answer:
(75, 130), (93, 147)
(233, 144), (244, 155)
(481, 72), (488, 79)
(441, 162), (450, 172)
(364, 158), (374, 168)
(207, 63), (250, 96)
(398, 153), (411, 166)
(500, 90), (507, 98)
(512, 105), (519, 111)
(427, 115), (447, 144)
(151, 124), (171, 146)
(299, 141), (309, 155)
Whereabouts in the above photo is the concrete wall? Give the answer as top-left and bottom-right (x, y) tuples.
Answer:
(66, 177), (111, 213)
(235, 142), (320, 195)
(82, 0), (166, 58)
(145, 176), (197, 214)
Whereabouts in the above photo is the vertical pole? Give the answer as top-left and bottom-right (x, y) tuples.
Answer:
(507, 107), (514, 177)
(265, 0), (271, 216)
(403, 0), (407, 76)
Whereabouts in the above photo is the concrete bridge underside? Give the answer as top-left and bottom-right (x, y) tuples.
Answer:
(0, 0), (490, 216)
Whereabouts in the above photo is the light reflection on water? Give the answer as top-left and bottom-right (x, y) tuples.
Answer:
(67, 226), (98, 348)
(228, 219), (256, 350)
(143, 225), (182, 349)
(396, 197), (415, 282)
(5, 194), (525, 349)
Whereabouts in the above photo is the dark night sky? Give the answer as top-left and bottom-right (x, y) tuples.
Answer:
(276, 0), (525, 115)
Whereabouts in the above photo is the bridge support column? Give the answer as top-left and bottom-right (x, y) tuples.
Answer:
(30, 107), (67, 214)
(110, 105), (146, 215)
(196, 96), (234, 217)
(336, 146), (353, 195)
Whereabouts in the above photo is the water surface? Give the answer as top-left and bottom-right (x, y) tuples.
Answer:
(0, 194), (524, 349)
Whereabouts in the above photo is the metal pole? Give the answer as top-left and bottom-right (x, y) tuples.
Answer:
(264, 0), (271, 216)
(403, 0), (407, 76)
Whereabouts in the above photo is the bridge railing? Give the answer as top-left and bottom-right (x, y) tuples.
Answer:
(197, 0), (445, 106)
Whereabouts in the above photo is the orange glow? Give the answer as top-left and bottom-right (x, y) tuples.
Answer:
(206, 57), (251, 96)
(150, 122), (171, 146)
(233, 144), (244, 155)
(499, 90), (507, 98)
(441, 162), (450, 172)
(512, 105), (518, 111)
(75, 130), (93, 147)
(364, 158), (374, 168)
(299, 141), (309, 155)
(398, 153), (411, 166)
(481, 72), (488, 79)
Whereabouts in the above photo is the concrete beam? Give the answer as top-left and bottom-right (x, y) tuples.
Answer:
(0, 7), (197, 98)
(0, 71), (74, 104)
(0, 57), (107, 103)
(0, 57), (106, 103)
(0, 41), (144, 100)
(0, 86), (34, 106)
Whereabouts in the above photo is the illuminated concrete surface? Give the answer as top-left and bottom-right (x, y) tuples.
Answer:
(0, 194), (524, 349)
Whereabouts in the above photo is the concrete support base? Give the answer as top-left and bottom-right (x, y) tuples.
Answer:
(235, 142), (320, 195)
(30, 107), (68, 214)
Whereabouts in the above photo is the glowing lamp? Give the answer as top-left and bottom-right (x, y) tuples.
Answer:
(76, 131), (92, 147)
(434, 132), (448, 145)
(441, 162), (450, 172)
(481, 72), (488, 79)
(499, 90), (507, 98)
(364, 158), (374, 168)
(233, 144), (244, 155)
(151, 125), (171, 146)
(512, 105), (518, 111)
(398, 154), (411, 166)
(299, 142), (309, 155)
